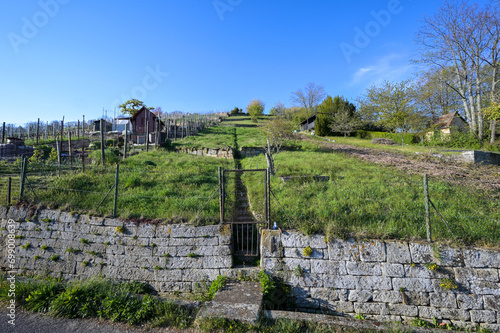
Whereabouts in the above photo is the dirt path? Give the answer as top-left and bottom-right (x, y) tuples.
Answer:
(298, 134), (500, 195)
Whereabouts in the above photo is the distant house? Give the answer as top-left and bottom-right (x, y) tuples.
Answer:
(299, 115), (316, 131)
(426, 111), (468, 139)
(114, 118), (132, 133)
(118, 107), (165, 143)
(93, 119), (113, 132)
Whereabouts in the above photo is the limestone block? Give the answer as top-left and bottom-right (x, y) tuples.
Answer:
(327, 301), (354, 313)
(0, 206), (8, 220)
(409, 243), (433, 264)
(262, 258), (284, 271)
(359, 240), (386, 262)
(19, 221), (39, 231)
(382, 263), (405, 277)
(354, 303), (389, 315)
(437, 246), (465, 267)
(310, 287), (341, 302)
(281, 232), (308, 248)
(346, 262), (382, 276)
(357, 276), (392, 290)
(169, 237), (219, 246)
(457, 294), (484, 310)
(324, 275), (358, 289)
(310, 259), (329, 274)
(158, 281), (192, 292)
(170, 224), (218, 238)
(7, 206), (28, 221)
(481, 324), (500, 332)
(328, 239), (356, 261)
(284, 247), (324, 259)
(388, 304), (418, 316)
(155, 224), (171, 238)
(418, 306), (442, 319)
(203, 256), (232, 269)
(103, 218), (123, 227)
(283, 258), (311, 272)
(466, 249), (500, 268)
(405, 265), (447, 279)
(309, 234), (328, 249)
(470, 310), (497, 323)
(392, 278), (434, 292)
(373, 291), (403, 304)
(182, 269), (220, 282)
(37, 209), (61, 223)
(439, 308), (471, 321)
(79, 215), (104, 226)
(470, 281), (500, 295)
(429, 292), (457, 308)
(348, 290), (373, 302)
(483, 295), (500, 311)
(124, 245), (153, 257)
(137, 223), (156, 238)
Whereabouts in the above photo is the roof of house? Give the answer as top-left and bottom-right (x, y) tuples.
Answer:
(432, 111), (467, 129)
(298, 114), (316, 126)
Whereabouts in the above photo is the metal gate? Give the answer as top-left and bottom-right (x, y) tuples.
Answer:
(219, 168), (270, 257)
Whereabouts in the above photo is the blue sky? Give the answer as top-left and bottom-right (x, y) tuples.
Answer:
(0, 0), (489, 125)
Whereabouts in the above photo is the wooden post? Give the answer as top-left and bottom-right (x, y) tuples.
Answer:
(113, 163), (119, 218)
(60, 117), (64, 147)
(36, 118), (40, 144)
(7, 177), (11, 206)
(19, 156), (27, 199)
(146, 119), (149, 152)
(68, 131), (73, 167)
(154, 117), (158, 149)
(218, 167), (223, 224)
(82, 116), (85, 172)
(1, 122), (5, 144)
(45, 121), (48, 141)
(77, 120), (80, 139)
(424, 174), (431, 242)
(124, 122), (128, 159)
(174, 119), (177, 141)
(221, 168), (225, 223)
(100, 119), (105, 166)
(56, 137), (61, 176)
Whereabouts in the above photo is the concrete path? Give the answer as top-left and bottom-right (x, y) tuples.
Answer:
(196, 280), (263, 324)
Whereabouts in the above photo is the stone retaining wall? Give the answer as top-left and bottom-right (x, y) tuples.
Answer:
(261, 230), (500, 331)
(461, 151), (500, 166)
(0, 206), (232, 293)
(240, 147), (265, 158)
(175, 146), (234, 159)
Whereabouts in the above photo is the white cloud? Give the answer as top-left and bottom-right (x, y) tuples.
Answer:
(348, 53), (413, 86)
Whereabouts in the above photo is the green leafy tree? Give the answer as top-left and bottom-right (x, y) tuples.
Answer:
(315, 96), (356, 136)
(328, 105), (363, 137)
(246, 99), (265, 122)
(230, 107), (243, 115)
(358, 80), (421, 134)
(119, 99), (152, 116)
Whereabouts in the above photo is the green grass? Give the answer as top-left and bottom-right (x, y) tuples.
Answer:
(241, 149), (499, 247)
(0, 277), (193, 328)
(21, 150), (232, 222)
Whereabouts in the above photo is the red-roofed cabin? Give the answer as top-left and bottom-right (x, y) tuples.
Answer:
(426, 111), (468, 139)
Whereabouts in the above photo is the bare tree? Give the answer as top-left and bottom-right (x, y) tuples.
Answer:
(415, 1), (500, 141)
(263, 117), (294, 175)
(290, 82), (326, 115)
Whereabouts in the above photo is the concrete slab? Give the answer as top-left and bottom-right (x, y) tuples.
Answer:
(197, 281), (263, 324)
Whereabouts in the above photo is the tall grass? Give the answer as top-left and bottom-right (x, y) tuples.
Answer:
(23, 150), (232, 222)
(241, 150), (499, 247)
(0, 277), (194, 328)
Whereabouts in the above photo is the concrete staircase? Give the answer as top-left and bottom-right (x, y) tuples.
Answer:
(196, 280), (263, 324)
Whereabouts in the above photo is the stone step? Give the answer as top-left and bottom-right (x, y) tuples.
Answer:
(196, 280), (263, 324)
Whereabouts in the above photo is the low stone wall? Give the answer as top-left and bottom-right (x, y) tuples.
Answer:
(261, 230), (500, 331)
(175, 146), (234, 159)
(240, 146), (265, 158)
(0, 206), (232, 293)
(462, 151), (500, 166)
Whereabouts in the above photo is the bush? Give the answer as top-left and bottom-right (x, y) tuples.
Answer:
(357, 130), (418, 144)
(90, 149), (121, 165)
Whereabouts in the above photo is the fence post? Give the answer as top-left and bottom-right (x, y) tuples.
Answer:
(124, 123), (128, 159)
(36, 118), (40, 144)
(146, 119), (149, 152)
(68, 131), (73, 167)
(1, 122), (5, 144)
(218, 167), (223, 224)
(56, 137), (61, 177)
(100, 119), (105, 166)
(424, 174), (432, 242)
(113, 163), (119, 218)
(82, 115), (85, 173)
(19, 156), (27, 200)
(7, 177), (11, 206)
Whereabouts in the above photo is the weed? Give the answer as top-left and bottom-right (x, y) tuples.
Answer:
(425, 263), (439, 270)
(412, 318), (431, 328)
(81, 261), (89, 266)
(34, 255), (42, 260)
(114, 226), (126, 234)
(86, 251), (100, 257)
(80, 238), (90, 245)
(355, 314), (366, 320)
(153, 266), (163, 270)
(21, 243), (32, 250)
(293, 265), (304, 277)
(40, 245), (49, 251)
(65, 247), (79, 254)
(15, 235), (25, 239)
(399, 287), (406, 292)
(104, 241), (110, 245)
(187, 253), (200, 258)
(35, 227), (41, 231)
(302, 246), (313, 257)
(49, 255), (60, 261)
(439, 278), (458, 290)
(41, 218), (51, 222)
(132, 235), (138, 240)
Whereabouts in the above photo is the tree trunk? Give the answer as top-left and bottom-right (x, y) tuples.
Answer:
(490, 119), (497, 144)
